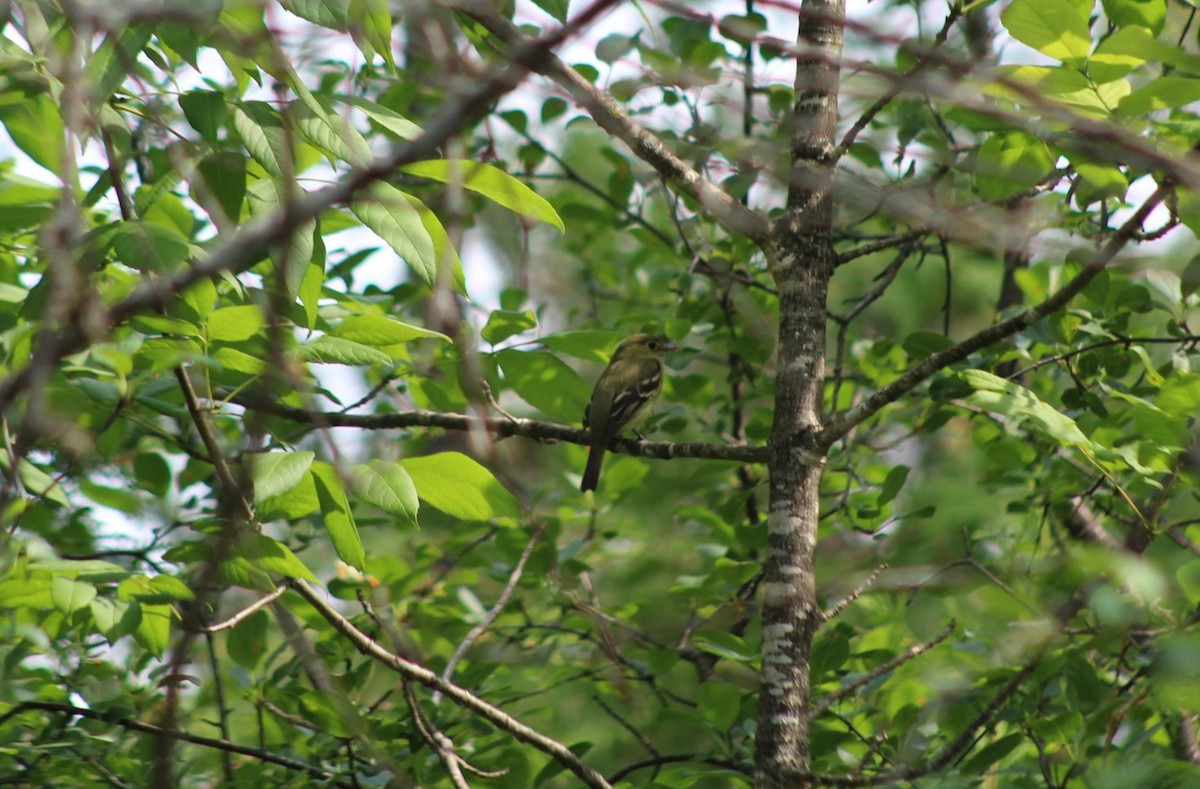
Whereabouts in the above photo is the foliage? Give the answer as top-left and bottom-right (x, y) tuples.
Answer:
(0, 0), (1198, 787)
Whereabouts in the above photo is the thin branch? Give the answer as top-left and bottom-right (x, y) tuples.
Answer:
(821, 564), (887, 623)
(203, 584), (290, 633)
(0, 701), (350, 786)
(810, 619), (956, 719)
(818, 183), (1171, 450)
(0, 0), (625, 414)
(291, 579), (613, 789)
(795, 650), (1043, 786)
(453, 1), (770, 244)
(231, 392), (769, 463)
(608, 753), (753, 784)
(436, 522), (548, 700)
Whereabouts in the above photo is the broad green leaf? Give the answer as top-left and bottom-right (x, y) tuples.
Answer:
(180, 90), (228, 143)
(227, 609), (269, 669)
(1101, 0), (1166, 34)
(206, 305), (264, 342)
(403, 193), (466, 293)
(402, 452), (519, 521)
(298, 335), (394, 366)
(0, 91), (64, 174)
(960, 370), (1094, 449)
(1117, 76), (1200, 116)
(131, 314), (200, 337)
(134, 602), (172, 657)
(0, 577), (54, 609)
(51, 577), (97, 615)
(540, 331), (626, 362)
(233, 101), (288, 177)
(876, 465), (910, 506)
(148, 575), (196, 602)
(249, 451), (316, 502)
(111, 221), (191, 272)
(481, 309), (538, 345)
(496, 349), (591, 422)
(348, 0), (394, 68)
(532, 0), (569, 23)
(213, 346), (267, 375)
(1090, 26), (1200, 82)
(333, 314), (450, 345)
(194, 152), (247, 229)
(1074, 162), (1129, 204)
(401, 160), (565, 231)
(975, 132), (1054, 200)
(89, 597), (139, 641)
(312, 462), (366, 569)
(351, 460), (419, 527)
(351, 183), (437, 287)
(235, 532), (318, 583)
(259, 469), (320, 521)
(336, 95), (422, 140)
(27, 559), (128, 579)
(1000, 0), (1092, 65)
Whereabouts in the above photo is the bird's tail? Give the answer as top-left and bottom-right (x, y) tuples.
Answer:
(580, 443), (605, 492)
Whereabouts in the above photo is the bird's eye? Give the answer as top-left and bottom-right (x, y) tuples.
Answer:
(648, 340), (659, 350)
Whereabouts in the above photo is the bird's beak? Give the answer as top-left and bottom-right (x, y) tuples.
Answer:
(663, 341), (678, 352)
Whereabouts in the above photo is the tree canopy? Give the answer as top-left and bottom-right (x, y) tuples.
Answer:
(0, 0), (1198, 787)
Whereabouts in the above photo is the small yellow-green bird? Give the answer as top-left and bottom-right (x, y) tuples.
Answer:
(580, 333), (674, 492)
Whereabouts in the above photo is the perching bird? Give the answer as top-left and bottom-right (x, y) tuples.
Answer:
(580, 333), (673, 492)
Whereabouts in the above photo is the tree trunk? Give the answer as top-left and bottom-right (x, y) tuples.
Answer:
(755, 1), (844, 786)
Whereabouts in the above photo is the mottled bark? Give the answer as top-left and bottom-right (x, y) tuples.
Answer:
(755, 0), (844, 786)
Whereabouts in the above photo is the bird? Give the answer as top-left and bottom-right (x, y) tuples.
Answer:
(580, 333), (674, 492)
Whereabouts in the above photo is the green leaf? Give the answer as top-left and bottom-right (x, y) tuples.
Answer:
(401, 160), (564, 231)
(332, 314), (450, 345)
(213, 347), (267, 375)
(1101, 0), (1166, 34)
(249, 451), (316, 503)
(481, 309), (538, 345)
(540, 331), (625, 362)
(206, 305), (264, 342)
(0, 91), (64, 174)
(51, 576), (97, 615)
(348, 0), (394, 68)
(111, 221), (191, 272)
(960, 370), (1094, 450)
(1000, 0), (1091, 65)
(976, 132), (1054, 200)
(134, 603), (173, 657)
(532, 0), (569, 23)
(336, 95), (422, 140)
(312, 462), (366, 569)
(351, 183), (437, 287)
(194, 152), (247, 228)
(496, 349), (591, 421)
(90, 597), (139, 641)
(236, 532), (318, 582)
(402, 452), (519, 521)
(180, 90), (228, 143)
(233, 101), (288, 177)
(0, 577), (54, 609)
(227, 609), (269, 669)
(351, 460), (419, 527)
(876, 465), (911, 506)
(298, 335), (394, 366)
(1117, 76), (1200, 116)
(26, 560), (129, 580)
(696, 682), (742, 731)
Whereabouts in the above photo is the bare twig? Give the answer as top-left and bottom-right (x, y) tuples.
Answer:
(821, 564), (888, 623)
(0, 701), (350, 787)
(291, 579), (613, 789)
(811, 619), (956, 719)
(436, 522), (548, 700)
(202, 584), (291, 633)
